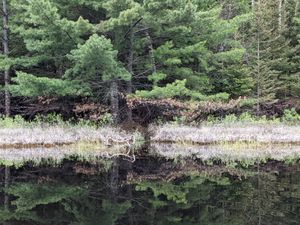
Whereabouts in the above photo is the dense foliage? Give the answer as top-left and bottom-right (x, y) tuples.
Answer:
(1, 0), (299, 118)
(1, 161), (300, 225)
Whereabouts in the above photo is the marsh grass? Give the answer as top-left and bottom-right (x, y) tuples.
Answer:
(0, 142), (130, 167)
(150, 143), (300, 167)
(151, 124), (300, 145)
(0, 126), (135, 149)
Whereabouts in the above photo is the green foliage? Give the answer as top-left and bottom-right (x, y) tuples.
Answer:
(66, 34), (130, 82)
(282, 108), (300, 123)
(190, 92), (230, 102)
(0, 115), (28, 128)
(135, 79), (230, 102)
(33, 113), (65, 126)
(135, 80), (189, 99)
(1, 0), (299, 117)
(203, 112), (288, 125)
(65, 34), (130, 98)
(238, 98), (258, 108)
(6, 183), (85, 212)
(98, 113), (114, 126)
(10, 72), (87, 97)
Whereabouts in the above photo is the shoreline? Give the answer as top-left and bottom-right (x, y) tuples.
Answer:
(0, 123), (300, 149)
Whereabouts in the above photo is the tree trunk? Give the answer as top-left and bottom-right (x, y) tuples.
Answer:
(256, 1), (261, 114)
(2, 0), (10, 116)
(4, 166), (10, 211)
(278, 0), (283, 30)
(109, 159), (119, 203)
(127, 30), (134, 121)
(110, 80), (119, 124)
(145, 31), (157, 74)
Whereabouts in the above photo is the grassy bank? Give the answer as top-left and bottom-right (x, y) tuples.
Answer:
(0, 110), (300, 149)
(0, 114), (142, 149)
(151, 124), (300, 145)
(150, 143), (300, 165)
(0, 127), (135, 148)
(150, 109), (300, 145)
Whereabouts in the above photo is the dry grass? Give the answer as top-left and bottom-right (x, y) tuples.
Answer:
(0, 144), (129, 166)
(150, 124), (300, 144)
(0, 126), (133, 148)
(150, 143), (300, 163)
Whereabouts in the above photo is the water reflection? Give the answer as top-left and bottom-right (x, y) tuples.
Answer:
(0, 159), (299, 225)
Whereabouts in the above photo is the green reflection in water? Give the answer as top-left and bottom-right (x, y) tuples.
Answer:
(0, 159), (299, 225)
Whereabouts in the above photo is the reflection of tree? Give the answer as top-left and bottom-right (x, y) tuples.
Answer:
(134, 174), (231, 225)
(63, 197), (130, 225)
(0, 179), (130, 225)
(0, 182), (85, 224)
(0, 163), (299, 225)
(132, 167), (300, 225)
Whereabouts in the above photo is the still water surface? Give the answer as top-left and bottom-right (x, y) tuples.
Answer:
(0, 157), (299, 225)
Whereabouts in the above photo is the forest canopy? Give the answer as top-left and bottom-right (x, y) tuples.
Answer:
(0, 0), (299, 119)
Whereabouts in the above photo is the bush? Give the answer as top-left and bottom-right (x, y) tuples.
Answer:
(172, 116), (188, 125)
(0, 115), (28, 128)
(33, 113), (65, 126)
(239, 112), (255, 122)
(238, 98), (257, 108)
(282, 108), (300, 123)
(223, 114), (238, 123)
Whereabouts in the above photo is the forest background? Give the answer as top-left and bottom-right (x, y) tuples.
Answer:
(0, 0), (299, 124)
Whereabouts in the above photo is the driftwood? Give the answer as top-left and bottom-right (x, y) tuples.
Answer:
(1, 96), (299, 124)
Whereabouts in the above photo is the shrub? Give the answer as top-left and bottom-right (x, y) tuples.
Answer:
(239, 112), (255, 122)
(238, 98), (257, 108)
(0, 115), (28, 128)
(223, 114), (238, 123)
(172, 116), (188, 125)
(98, 113), (114, 126)
(282, 108), (300, 123)
(33, 113), (65, 126)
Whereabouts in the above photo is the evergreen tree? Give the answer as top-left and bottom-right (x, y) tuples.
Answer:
(65, 34), (131, 122)
(1, 0), (10, 116)
(197, 1), (252, 97)
(249, 0), (283, 112)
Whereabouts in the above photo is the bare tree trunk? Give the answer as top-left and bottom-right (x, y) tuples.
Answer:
(257, 163), (262, 225)
(256, 31), (261, 113)
(4, 166), (10, 211)
(127, 30), (134, 121)
(256, 0), (261, 114)
(109, 159), (119, 203)
(296, 0), (300, 16)
(2, 0), (10, 116)
(145, 31), (157, 74)
(110, 80), (119, 124)
(278, 0), (283, 30)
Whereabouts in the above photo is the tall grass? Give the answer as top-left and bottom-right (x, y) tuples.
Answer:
(151, 123), (300, 144)
(170, 109), (300, 126)
(150, 143), (300, 167)
(0, 114), (135, 148)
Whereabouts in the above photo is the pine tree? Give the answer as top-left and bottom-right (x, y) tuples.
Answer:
(200, 0), (253, 97)
(1, 0), (10, 116)
(12, 0), (93, 77)
(98, 0), (143, 120)
(141, 0), (212, 96)
(249, 0), (284, 112)
(284, 0), (300, 97)
(65, 34), (131, 122)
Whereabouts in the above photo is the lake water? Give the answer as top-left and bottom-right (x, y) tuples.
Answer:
(0, 156), (299, 225)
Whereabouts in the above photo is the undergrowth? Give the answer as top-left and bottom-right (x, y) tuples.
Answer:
(0, 113), (113, 128)
(171, 108), (300, 126)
